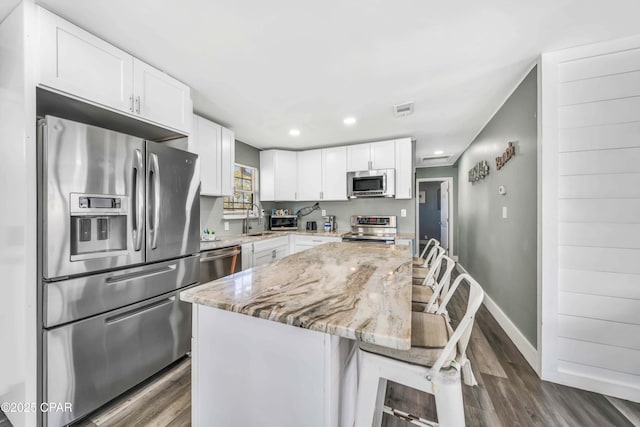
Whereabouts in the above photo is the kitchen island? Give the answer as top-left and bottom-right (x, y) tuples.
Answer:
(180, 242), (412, 427)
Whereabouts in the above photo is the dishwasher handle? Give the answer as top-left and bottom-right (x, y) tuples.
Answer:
(200, 247), (241, 262)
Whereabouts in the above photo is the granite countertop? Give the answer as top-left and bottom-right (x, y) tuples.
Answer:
(199, 230), (350, 251)
(181, 242), (412, 350)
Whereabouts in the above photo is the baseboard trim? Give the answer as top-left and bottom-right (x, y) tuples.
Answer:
(456, 263), (540, 375)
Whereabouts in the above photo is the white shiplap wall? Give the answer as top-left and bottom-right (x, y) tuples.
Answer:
(541, 36), (640, 402)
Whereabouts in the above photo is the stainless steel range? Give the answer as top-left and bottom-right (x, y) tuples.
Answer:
(341, 215), (397, 244)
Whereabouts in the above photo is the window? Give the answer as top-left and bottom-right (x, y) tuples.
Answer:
(223, 164), (259, 216)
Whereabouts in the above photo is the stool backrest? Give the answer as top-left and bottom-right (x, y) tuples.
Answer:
(424, 255), (455, 313)
(418, 238), (439, 261)
(430, 274), (484, 376)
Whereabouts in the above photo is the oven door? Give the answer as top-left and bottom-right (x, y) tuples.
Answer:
(40, 116), (146, 279)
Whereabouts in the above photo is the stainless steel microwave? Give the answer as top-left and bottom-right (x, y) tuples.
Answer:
(270, 215), (298, 230)
(347, 169), (395, 198)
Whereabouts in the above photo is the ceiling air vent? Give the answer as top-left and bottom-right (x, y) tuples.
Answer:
(393, 101), (414, 117)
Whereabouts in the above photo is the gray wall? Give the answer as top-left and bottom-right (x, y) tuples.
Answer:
(262, 198), (415, 234)
(415, 165), (458, 255)
(457, 66), (538, 347)
(200, 140), (263, 235)
(418, 181), (442, 241)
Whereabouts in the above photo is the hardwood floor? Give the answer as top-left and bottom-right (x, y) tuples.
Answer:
(2, 280), (639, 426)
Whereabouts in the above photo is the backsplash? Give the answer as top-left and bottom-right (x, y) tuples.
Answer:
(262, 198), (415, 233)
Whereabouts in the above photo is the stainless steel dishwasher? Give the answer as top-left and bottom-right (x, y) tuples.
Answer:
(199, 245), (242, 283)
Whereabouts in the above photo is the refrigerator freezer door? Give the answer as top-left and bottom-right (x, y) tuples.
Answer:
(43, 254), (199, 327)
(40, 116), (146, 279)
(145, 141), (200, 262)
(44, 289), (191, 427)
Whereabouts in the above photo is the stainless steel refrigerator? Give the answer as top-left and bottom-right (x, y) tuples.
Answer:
(38, 116), (200, 426)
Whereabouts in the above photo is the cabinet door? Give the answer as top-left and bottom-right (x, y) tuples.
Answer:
(241, 243), (253, 270)
(346, 143), (371, 171)
(394, 138), (413, 199)
(274, 151), (298, 201)
(370, 140), (396, 169)
(259, 151), (275, 201)
(297, 150), (323, 201)
(195, 115), (222, 196)
(321, 146), (348, 200)
(253, 249), (276, 267)
(38, 7), (134, 114)
(133, 58), (192, 133)
(221, 127), (235, 196)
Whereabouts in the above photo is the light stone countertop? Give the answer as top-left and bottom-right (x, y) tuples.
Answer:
(181, 241), (412, 350)
(199, 230), (349, 251)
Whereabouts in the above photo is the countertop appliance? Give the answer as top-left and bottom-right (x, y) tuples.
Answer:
(347, 168), (395, 198)
(342, 215), (397, 244)
(270, 215), (298, 230)
(323, 215), (337, 232)
(306, 221), (317, 231)
(200, 245), (242, 284)
(38, 116), (200, 427)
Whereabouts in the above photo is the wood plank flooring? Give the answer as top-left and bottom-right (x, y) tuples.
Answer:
(2, 277), (640, 426)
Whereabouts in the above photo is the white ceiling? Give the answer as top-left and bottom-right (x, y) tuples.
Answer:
(10, 0), (640, 165)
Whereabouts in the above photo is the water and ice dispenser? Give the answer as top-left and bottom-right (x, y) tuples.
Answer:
(69, 193), (128, 260)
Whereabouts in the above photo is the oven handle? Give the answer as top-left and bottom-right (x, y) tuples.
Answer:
(132, 149), (144, 251)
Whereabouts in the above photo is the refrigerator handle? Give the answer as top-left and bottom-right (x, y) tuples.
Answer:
(147, 152), (161, 250)
(132, 149), (144, 251)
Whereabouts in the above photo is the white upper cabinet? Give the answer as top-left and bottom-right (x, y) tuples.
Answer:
(346, 140), (395, 171)
(260, 150), (297, 201)
(297, 149), (322, 201)
(321, 146), (347, 200)
(133, 59), (192, 134)
(346, 143), (371, 171)
(38, 7), (134, 114)
(394, 138), (413, 199)
(220, 127), (235, 197)
(193, 115), (222, 196)
(192, 115), (234, 197)
(370, 140), (396, 169)
(37, 6), (192, 134)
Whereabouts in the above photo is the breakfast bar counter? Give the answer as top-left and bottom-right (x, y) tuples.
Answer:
(180, 242), (412, 427)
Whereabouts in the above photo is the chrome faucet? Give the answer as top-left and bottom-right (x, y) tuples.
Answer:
(242, 203), (262, 234)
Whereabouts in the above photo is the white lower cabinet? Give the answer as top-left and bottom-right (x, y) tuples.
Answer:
(395, 238), (414, 256)
(241, 243), (254, 270)
(250, 236), (290, 267)
(292, 235), (342, 254)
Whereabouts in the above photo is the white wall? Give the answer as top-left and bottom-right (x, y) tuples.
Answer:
(541, 34), (640, 403)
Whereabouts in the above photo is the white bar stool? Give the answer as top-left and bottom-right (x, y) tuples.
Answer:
(412, 255), (455, 314)
(413, 238), (440, 266)
(355, 274), (484, 427)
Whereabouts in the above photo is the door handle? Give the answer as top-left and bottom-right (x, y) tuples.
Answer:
(147, 152), (161, 249)
(129, 95), (134, 112)
(135, 96), (141, 114)
(132, 149), (144, 251)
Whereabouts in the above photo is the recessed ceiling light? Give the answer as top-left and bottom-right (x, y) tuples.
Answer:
(434, 150), (444, 155)
(289, 129), (300, 136)
(343, 117), (356, 125)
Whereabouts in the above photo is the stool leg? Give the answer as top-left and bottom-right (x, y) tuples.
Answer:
(355, 353), (387, 427)
(433, 379), (465, 427)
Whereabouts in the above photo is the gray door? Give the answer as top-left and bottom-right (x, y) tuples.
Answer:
(41, 116), (146, 279)
(145, 141), (199, 262)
